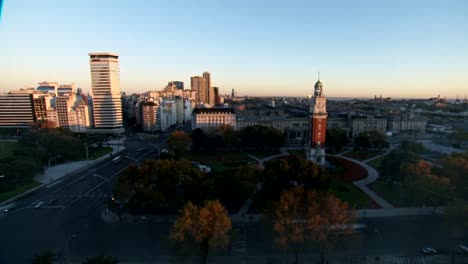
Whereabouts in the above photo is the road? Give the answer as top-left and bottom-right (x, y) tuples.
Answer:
(0, 132), (169, 264)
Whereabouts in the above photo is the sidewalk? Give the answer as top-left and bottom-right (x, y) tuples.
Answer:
(34, 145), (125, 184)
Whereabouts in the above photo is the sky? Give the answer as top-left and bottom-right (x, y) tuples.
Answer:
(0, 0), (467, 98)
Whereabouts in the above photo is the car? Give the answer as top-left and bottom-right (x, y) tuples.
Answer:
(1, 202), (16, 213)
(459, 244), (468, 253)
(421, 248), (438, 255)
(30, 200), (40, 207)
(34, 201), (44, 208)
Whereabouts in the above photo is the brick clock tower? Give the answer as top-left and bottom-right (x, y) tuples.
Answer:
(307, 78), (327, 166)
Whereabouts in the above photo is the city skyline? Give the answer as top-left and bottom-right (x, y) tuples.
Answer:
(1, 0), (467, 98)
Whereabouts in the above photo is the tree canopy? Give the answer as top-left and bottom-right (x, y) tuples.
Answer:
(326, 127), (349, 153)
(354, 130), (388, 149)
(273, 187), (355, 264)
(113, 159), (213, 213)
(171, 200), (232, 264)
(238, 125), (285, 148)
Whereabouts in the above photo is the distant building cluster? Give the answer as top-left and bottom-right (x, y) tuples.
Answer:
(0, 83), (92, 131)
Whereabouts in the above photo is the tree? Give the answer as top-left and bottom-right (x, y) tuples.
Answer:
(217, 125), (237, 146)
(32, 250), (55, 264)
(82, 256), (119, 264)
(441, 153), (468, 199)
(114, 159), (213, 213)
(238, 125), (285, 148)
(191, 128), (206, 151)
(326, 128), (348, 153)
(263, 156), (330, 191)
(273, 187), (355, 264)
(167, 130), (192, 157)
(354, 130), (388, 150)
(171, 200), (232, 264)
(401, 160), (451, 206)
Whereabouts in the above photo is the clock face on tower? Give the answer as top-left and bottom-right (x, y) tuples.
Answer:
(317, 102), (324, 110)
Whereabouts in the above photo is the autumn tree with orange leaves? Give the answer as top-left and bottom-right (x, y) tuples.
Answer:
(273, 187), (356, 264)
(171, 200), (232, 264)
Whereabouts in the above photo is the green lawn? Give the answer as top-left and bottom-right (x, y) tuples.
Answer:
(0, 179), (41, 203)
(89, 147), (113, 160)
(0, 141), (18, 159)
(343, 150), (384, 161)
(330, 178), (376, 209)
(288, 149), (306, 156)
(371, 181), (407, 207)
(367, 156), (384, 170)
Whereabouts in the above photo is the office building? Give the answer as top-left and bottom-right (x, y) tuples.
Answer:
(57, 83), (75, 97)
(0, 93), (35, 127)
(191, 76), (207, 104)
(142, 100), (160, 132)
(89, 52), (123, 132)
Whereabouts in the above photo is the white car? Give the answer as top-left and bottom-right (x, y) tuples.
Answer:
(34, 201), (44, 208)
(421, 248), (437, 255)
(459, 245), (468, 253)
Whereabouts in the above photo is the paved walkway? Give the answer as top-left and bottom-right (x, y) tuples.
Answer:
(333, 155), (394, 209)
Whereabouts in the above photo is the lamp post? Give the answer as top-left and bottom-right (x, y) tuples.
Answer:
(48, 155), (61, 168)
(125, 156), (140, 167)
(84, 143), (89, 162)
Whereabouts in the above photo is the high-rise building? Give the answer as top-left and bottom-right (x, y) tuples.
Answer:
(191, 72), (214, 106)
(0, 93), (35, 127)
(142, 100), (160, 132)
(168, 81), (184, 90)
(37, 81), (58, 95)
(191, 76), (207, 104)
(89, 52), (123, 132)
(203, 72), (215, 106)
(57, 83), (75, 97)
(307, 78), (328, 166)
(213, 87), (220, 106)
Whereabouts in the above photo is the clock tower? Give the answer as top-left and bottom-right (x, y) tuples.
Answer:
(307, 78), (327, 165)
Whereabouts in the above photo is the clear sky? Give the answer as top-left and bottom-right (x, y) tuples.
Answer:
(0, 0), (467, 98)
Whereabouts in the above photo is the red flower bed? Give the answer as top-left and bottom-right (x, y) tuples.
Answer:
(327, 156), (368, 182)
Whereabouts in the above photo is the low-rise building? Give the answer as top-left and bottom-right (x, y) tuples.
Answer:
(192, 108), (236, 131)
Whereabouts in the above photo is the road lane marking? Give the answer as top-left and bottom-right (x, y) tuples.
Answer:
(62, 166), (128, 210)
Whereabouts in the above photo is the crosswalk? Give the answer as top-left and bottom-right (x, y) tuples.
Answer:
(393, 256), (426, 264)
(27, 190), (110, 210)
(230, 228), (247, 256)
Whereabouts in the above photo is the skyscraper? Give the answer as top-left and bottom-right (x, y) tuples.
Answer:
(191, 76), (207, 104)
(89, 52), (123, 131)
(203, 72), (215, 106)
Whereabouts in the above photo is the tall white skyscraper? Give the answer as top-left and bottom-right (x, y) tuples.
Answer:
(89, 52), (123, 131)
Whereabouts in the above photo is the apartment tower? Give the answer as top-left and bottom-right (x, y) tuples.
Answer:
(89, 52), (123, 131)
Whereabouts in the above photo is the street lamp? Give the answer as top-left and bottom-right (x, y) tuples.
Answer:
(148, 143), (161, 156)
(125, 156), (140, 167)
